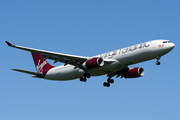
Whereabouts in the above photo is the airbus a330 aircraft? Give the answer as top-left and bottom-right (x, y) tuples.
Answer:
(6, 40), (175, 87)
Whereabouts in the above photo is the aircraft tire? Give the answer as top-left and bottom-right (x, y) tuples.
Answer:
(156, 61), (160, 65)
(103, 82), (110, 87)
(103, 82), (107, 87)
(107, 78), (114, 84)
(80, 77), (84, 82)
(110, 79), (114, 84)
(80, 77), (87, 82)
(107, 83), (110, 87)
(83, 78), (87, 82)
(87, 74), (91, 78)
(84, 73), (91, 78)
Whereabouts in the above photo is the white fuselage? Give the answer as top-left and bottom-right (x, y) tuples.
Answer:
(45, 40), (175, 81)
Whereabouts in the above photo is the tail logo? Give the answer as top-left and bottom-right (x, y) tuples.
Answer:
(36, 60), (47, 73)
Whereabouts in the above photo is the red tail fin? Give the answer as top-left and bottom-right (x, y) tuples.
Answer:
(31, 52), (54, 77)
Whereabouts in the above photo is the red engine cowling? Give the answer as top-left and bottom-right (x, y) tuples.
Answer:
(82, 57), (104, 69)
(124, 67), (144, 78)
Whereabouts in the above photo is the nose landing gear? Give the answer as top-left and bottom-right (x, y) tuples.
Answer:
(155, 56), (161, 65)
(155, 61), (160, 65)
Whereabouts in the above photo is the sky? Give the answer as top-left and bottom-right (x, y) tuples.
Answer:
(1, 0), (180, 120)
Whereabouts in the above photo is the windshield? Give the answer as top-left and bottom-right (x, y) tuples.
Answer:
(163, 41), (171, 43)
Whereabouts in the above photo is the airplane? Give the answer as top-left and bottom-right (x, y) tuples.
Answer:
(5, 40), (175, 87)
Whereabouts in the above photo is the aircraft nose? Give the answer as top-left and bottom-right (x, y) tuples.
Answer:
(167, 42), (175, 51)
(172, 43), (175, 48)
(170, 43), (175, 49)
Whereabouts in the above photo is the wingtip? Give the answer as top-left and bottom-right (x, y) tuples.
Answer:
(5, 41), (13, 46)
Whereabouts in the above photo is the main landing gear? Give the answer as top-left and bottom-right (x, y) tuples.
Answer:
(80, 73), (91, 82)
(155, 56), (161, 65)
(103, 78), (114, 87)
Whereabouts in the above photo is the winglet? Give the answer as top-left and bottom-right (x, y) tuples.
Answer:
(5, 41), (13, 46)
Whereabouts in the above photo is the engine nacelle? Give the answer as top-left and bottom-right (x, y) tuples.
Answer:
(124, 67), (144, 78)
(82, 57), (104, 69)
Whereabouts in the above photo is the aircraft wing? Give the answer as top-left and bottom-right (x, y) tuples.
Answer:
(6, 41), (89, 67)
(106, 66), (129, 78)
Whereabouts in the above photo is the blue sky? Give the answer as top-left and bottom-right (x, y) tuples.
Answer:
(1, 0), (180, 120)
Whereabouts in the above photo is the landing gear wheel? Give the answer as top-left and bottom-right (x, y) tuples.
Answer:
(80, 77), (87, 82)
(83, 78), (87, 82)
(107, 79), (114, 84)
(84, 73), (91, 78)
(80, 73), (90, 83)
(103, 82), (110, 87)
(80, 77), (83, 82)
(110, 79), (114, 84)
(103, 82), (107, 86)
(103, 77), (114, 87)
(86, 74), (91, 78)
(107, 83), (110, 87)
(155, 56), (161, 65)
(155, 61), (160, 65)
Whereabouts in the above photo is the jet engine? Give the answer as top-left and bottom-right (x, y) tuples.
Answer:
(82, 57), (104, 69)
(124, 67), (144, 78)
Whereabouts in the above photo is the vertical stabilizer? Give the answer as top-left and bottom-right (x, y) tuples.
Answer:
(31, 52), (54, 77)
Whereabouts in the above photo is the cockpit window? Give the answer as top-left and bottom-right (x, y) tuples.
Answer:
(163, 41), (170, 43)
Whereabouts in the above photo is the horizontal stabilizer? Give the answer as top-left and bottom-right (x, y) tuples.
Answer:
(11, 69), (42, 75)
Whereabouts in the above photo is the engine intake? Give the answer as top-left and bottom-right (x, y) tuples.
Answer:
(124, 67), (144, 78)
(83, 57), (104, 69)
